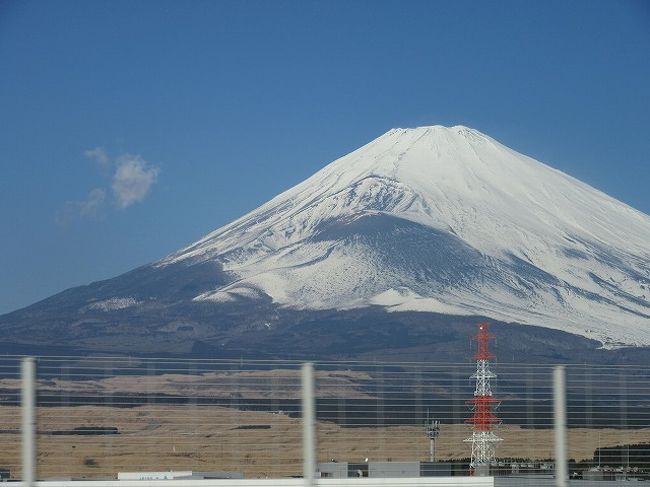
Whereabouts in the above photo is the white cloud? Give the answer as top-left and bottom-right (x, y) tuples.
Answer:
(59, 149), (159, 222)
(57, 188), (106, 224)
(80, 188), (107, 216)
(111, 154), (159, 209)
(83, 147), (110, 168)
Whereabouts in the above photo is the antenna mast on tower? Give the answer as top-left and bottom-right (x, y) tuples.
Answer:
(465, 322), (502, 476)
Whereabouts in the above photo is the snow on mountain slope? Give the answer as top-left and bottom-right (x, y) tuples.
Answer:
(160, 126), (650, 347)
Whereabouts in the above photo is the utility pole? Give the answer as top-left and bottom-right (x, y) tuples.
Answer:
(425, 410), (440, 462)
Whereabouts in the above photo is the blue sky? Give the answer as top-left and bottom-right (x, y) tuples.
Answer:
(1, 0), (649, 314)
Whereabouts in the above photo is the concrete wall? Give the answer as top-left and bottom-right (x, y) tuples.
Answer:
(368, 461), (420, 478)
(318, 462), (348, 479)
(495, 478), (643, 487)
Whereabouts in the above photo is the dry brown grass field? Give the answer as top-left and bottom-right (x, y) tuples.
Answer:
(0, 369), (374, 400)
(1, 404), (649, 479)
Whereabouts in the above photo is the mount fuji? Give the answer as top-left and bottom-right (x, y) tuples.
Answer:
(2, 126), (649, 360)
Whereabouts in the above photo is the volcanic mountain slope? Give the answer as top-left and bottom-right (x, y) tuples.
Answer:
(2, 126), (649, 357)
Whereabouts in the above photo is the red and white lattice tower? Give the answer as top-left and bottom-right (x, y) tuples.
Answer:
(465, 322), (502, 476)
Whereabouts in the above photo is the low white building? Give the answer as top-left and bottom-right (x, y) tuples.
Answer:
(117, 471), (243, 480)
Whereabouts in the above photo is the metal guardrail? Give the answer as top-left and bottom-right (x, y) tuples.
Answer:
(1, 356), (649, 484)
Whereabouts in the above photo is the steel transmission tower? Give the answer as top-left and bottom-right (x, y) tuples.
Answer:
(465, 322), (502, 476)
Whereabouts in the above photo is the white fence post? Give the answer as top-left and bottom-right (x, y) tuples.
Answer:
(21, 357), (36, 486)
(554, 365), (567, 487)
(302, 362), (316, 487)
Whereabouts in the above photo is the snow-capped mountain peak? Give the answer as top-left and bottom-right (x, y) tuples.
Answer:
(158, 125), (650, 347)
